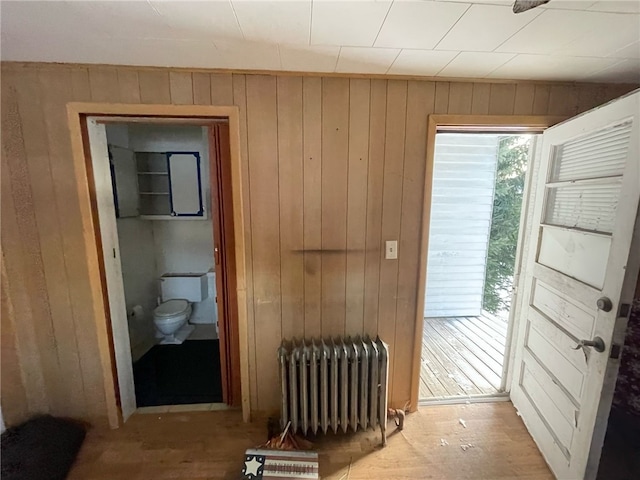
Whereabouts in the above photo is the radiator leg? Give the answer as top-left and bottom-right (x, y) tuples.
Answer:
(381, 423), (387, 447)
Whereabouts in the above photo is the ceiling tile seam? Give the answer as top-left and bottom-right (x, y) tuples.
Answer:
(490, 8), (550, 54)
(229, 0), (246, 41)
(434, 51), (463, 77)
(431, 3), (473, 51)
(371, 0), (396, 48)
(384, 49), (404, 75)
(607, 40), (640, 59)
(582, 57), (636, 81)
(145, 0), (193, 43)
(333, 47), (342, 73)
(482, 53), (518, 78)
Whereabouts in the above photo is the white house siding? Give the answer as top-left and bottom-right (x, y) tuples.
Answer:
(424, 133), (499, 317)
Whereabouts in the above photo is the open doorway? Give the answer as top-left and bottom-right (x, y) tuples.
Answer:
(420, 130), (537, 402)
(80, 114), (242, 421)
(106, 123), (222, 408)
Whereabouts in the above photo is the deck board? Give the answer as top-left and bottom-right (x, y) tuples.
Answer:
(420, 313), (507, 400)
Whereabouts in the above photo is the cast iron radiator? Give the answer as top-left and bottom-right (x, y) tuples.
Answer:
(278, 336), (389, 445)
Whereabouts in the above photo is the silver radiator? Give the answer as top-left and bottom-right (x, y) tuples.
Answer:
(278, 336), (389, 445)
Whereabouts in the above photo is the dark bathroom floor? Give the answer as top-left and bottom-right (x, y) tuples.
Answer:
(133, 339), (223, 407)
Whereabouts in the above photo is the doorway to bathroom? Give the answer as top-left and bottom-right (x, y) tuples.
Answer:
(106, 122), (224, 409)
(81, 113), (242, 421)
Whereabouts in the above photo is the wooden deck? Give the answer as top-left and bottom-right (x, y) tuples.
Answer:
(420, 312), (508, 400)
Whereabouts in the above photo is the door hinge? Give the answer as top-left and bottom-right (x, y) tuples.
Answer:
(214, 246), (220, 265)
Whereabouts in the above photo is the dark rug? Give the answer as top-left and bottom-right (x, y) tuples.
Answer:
(133, 339), (222, 407)
(1, 415), (86, 480)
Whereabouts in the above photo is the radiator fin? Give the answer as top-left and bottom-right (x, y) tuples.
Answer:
(279, 336), (389, 445)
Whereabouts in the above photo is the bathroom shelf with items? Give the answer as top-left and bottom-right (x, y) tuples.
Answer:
(135, 151), (206, 220)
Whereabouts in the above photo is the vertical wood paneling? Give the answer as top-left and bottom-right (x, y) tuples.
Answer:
(514, 84), (536, 115)
(549, 85), (578, 116)
(193, 73), (212, 105)
(40, 68), (107, 419)
(138, 70), (171, 104)
(321, 78), (349, 335)
(471, 83), (491, 114)
(246, 75), (281, 411)
(363, 79), (387, 336)
(1, 77), (52, 415)
(345, 79), (370, 335)
(0, 258), (29, 425)
(232, 74), (257, 411)
(302, 77), (323, 338)
(2, 62), (634, 419)
(447, 82), (473, 114)
(117, 69), (141, 103)
(277, 76), (304, 340)
(434, 82), (449, 114)
(393, 80), (434, 407)
(70, 68), (91, 101)
(88, 67), (120, 103)
(533, 85), (551, 115)
(489, 84), (516, 114)
(378, 80), (408, 399)
(169, 71), (193, 104)
(211, 74), (234, 105)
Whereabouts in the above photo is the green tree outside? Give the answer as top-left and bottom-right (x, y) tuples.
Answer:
(483, 135), (531, 315)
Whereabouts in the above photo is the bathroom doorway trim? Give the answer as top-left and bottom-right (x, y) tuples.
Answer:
(67, 103), (249, 428)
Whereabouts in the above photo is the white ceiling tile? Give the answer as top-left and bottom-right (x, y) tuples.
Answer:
(0, 1), (109, 39)
(540, 1), (597, 10)
(438, 51), (516, 77)
(213, 40), (282, 70)
(435, 0), (512, 4)
(311, 0), (392, 47)
(584, 57), (640, 82)
(233, 0), (311, 44)
(588, 1), (640, 13)
(436, 4), (542, 52)
(387, 49), (458, 75)
(609, 40), (640, 58)
(70, 1), (170, 39)
(488, 53), (622, 80)
(149, 1), (243, 40)
(335, 46), (400, 74)
(279, 45), (340, 72)
(552, 11), (640, 56)
(374, 1), (469, 49)
(496, 9), (621, 54)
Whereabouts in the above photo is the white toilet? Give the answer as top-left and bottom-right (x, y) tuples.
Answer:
(153, 273), (208, 345)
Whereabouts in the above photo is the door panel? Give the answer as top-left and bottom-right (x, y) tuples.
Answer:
(511, 91), (640, 480)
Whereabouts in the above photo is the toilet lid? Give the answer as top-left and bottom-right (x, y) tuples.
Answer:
(154, 299), (189, 317)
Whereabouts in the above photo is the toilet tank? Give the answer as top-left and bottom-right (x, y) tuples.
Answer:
(160, 273), (208, 302)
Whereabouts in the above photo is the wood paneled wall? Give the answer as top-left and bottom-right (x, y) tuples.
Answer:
(0, 62), (635, 424)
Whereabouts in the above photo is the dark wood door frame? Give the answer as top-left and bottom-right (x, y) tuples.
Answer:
(209, 123), (241, 406)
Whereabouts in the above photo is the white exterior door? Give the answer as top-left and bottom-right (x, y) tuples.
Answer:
(510, 91), (640, 480)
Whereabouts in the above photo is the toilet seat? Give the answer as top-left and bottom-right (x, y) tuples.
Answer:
(154, 299), (189, 318)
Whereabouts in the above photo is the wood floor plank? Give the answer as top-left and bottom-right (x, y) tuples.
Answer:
(439, 319), (504, 379)
(452, 317), (506, 355)
(423, 326), (481, 396)
(448, 318), (506, 367)
(67, 404), (554, 480)
(481, 310), (510, 331)
(467, 314), (508, 343)
(421, 337), (466, 396)
(427, 321), (500, 393)
(419, 350), (449, 399)
(475, 313), (508, 338)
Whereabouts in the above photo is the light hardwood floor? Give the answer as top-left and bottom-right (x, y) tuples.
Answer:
(68, 402), (552, 479)
(420, 313), (508, 400)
